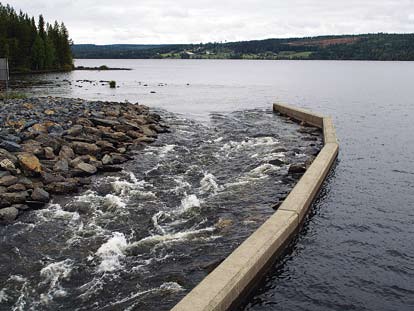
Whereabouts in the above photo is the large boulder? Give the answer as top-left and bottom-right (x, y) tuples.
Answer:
(17, 153), (42, 174)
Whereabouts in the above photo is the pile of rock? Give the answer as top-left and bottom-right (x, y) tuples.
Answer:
(0, 97), (168, 223)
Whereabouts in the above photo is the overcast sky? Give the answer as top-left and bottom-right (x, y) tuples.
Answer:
(6, 0), (414, 44)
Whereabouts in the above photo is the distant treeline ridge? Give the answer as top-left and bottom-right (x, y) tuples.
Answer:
(72, 33), (414, 61)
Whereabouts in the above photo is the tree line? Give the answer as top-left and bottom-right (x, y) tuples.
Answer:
(0, 3), (73, 73)
(72, 33), (414, 61)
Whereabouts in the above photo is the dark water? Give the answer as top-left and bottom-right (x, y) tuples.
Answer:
(5, 59), (414, 310)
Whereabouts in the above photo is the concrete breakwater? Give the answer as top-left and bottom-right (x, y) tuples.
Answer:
(0, 97), (168, 223)
(172, 103), (339, 311)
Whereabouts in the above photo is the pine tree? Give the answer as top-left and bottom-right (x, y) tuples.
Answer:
(31, 34), (45, 70)
(0, 3), (73, 72)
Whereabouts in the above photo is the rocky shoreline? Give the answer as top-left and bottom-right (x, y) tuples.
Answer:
(0, 97), (168, 223)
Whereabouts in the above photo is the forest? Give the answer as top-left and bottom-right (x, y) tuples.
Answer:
(0, 3), (73, 73)
(72, 33), (414, 61)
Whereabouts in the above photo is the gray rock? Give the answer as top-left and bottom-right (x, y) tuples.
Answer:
(13, 204), (30, 211)
(66, 125), (83, 136)
(269, 159), (285, 166)
(0, 191), (29, 206)
(22, 120), (37, 130)
(0, 171), (11, 178)
(0, 175), (19, 187)
(59, 145), (75, 160)
(25, 201), (46, 209)
(72, 142), (99, 155)
(110, 154), (128, 164)
(288, 164), (307, 174)
(0, 206), (19, 222)
(117, 147), (127, 154)
(44, 147), (55, 159)
(31, 188), (50, 203)
(3, 134), (21, 143)
(7, 183), (26, 192)
(0, 140), (21, 152)
(272, 147), (288, 153)
(48, 124), (64, 135)
(41, 172), (66, 184)
(102, 154), (112, 165)
(53, 159), (69, 172)
(90, 118), (120, 127)
(76, 162), (97, 175)
(0, 158), (16, 171)
(18, 177), (34, 189)
(0, 148), (18, 163)
(99, 165), (122, 172)
(103, 131), (131, 142)
(140, 125), (157, 137)
(45, 180), (79, 194)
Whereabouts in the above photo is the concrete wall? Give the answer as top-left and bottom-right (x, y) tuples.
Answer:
(172, 103), (339, 311)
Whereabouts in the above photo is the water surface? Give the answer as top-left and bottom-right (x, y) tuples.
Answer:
(6, 59), (414, 310)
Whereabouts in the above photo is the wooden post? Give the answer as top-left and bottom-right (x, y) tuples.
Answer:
(0, 58), (10, 102)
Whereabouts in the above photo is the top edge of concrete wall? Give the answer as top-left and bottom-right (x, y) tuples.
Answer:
(273, 103), (338, 145)
(172, 103), (339, 311)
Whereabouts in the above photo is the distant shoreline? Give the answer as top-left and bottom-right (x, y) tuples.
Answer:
(74, 66), (132, 71)
(71, 33), (414, 61)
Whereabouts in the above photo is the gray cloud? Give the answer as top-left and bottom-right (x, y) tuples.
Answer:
(6, 0), (414, 44)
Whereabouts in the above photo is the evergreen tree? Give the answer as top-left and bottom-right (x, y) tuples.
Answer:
(31, 35), (45, 70)
(0, 2), (73, 72)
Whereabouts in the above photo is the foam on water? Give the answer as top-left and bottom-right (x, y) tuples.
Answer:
(200, 172), (220, 194)
(147, 144), (176, 158)
(128, 227), (216, 250)
(170, 177), (192, 195)
(102, 194), (126, 210)
(39, 259), (73, 304)
(96, 232), (128, 273)
(220, 137), (279, 154)
(0, 288), (10, 303)
(107, 282), (184, 311)
(178, 194), (201, 213)
(11, 281), (29, 311)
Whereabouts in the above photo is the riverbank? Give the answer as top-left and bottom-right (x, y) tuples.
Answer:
(0, 97), (169, 223)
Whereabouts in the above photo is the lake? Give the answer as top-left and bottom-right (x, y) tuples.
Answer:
(4, 59), (414, 310)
